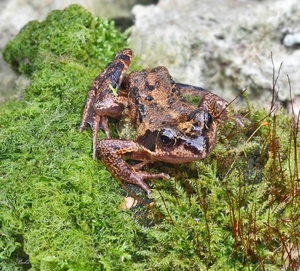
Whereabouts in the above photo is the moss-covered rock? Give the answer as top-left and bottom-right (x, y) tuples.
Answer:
(1, 4), (136, 271)
(3, 4), (124, 76)
(1, 4), (299, 271)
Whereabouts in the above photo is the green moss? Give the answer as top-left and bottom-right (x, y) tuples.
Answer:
(3, 5), (123, 76)
(136, 106), (300, 270)
(1, 4), (136, 271)
(1, 4), (299, 271)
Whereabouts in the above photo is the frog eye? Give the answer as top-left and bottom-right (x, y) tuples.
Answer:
(204, 112), (213, 128)
(189, 110), (214, 129)
(158, 129), (177, 147)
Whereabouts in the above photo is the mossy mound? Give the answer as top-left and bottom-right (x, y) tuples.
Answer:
(1, 4), (299, 271)
(1, 4), (135, 271)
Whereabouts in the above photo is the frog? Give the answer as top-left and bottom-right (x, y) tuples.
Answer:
(79, 48), (242, 196)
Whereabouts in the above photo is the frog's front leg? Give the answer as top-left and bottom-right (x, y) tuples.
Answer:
(97, 139), (170, 196)
(79, 48), (133, 159)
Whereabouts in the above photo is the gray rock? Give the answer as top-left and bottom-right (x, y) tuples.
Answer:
(0, 0), (93, 103)
(283, 32), (300, 47)
(1, 0), (300, 112)
(130, 0), (300, 109)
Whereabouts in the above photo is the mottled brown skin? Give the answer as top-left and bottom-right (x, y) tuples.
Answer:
(80, 48), (239, 196)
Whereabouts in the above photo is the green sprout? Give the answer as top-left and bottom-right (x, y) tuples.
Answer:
(109, 83), (118, 96)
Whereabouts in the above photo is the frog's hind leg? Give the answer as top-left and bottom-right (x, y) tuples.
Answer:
(80, 48), (133, 159)
(177, 83), (244, 126)
(177, 83), (230, 123)
(177, 83), (210, 99)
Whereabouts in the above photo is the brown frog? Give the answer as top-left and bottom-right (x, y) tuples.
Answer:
(80, 48), (241, 196)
